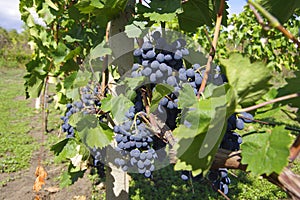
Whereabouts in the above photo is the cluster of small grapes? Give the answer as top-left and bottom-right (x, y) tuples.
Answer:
(220, 112), (253, 151)
(113, 106), (157, 177)
(60, 102), (84, 138)
(131, 31), (189, 82)
(80, 83), (102, 114)
(209, 168), (231, 195)
(60, 82), (103, 137)
(210, 112), (254, 194)
(91, 147), (105, 177)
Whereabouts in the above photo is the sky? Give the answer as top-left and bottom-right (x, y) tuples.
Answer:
(0, 0), (247, 32)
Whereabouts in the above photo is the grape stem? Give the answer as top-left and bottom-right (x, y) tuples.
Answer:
(197, 0), (225, 98)
(235, 92), (300, 113)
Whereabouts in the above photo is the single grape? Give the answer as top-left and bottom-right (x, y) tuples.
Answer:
(160, 97), (168, 106)
(239, 112), (254, 123)
(166, 76), (177, 86)
(150, 73), (157, 82)
(142, 67), (152, 76)
(137, 160), (144, 168)
(152, 31), (161, 40)
(156, 53), (165, 62)
(151, 60), (160, 69)
(133, 48), (142, 57)
(142, 41), (153, 51)
(181, 48), (189, 56)
(132, 63), (140, 71)
(186, 68), (195, 78)
(155, 70), (163, 79)
(181, 174), (189, 181)
(159, 63), (168, 72)
(174, 50), (182, 60)
(146, 50), (156, 59)
(144, 170), (151, 177)
(236, 118), (245, 130)
(164, 54), (172, 61)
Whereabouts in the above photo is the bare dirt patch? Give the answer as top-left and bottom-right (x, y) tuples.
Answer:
(0, 99), (95, 200)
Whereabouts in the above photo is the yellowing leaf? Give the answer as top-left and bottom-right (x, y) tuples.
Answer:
(33, 166), (48, 192)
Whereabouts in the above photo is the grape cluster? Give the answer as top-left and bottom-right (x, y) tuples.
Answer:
(60, 82), (103, 137)
(91, 147), (105, 177)
(60, 102), (83, 138)
(131, 31), (189, 83)
(220, 112), (253, 151)
(209, 168), (231, 195)
(209, 112), (253, 194)
(113, 106), (157, 177)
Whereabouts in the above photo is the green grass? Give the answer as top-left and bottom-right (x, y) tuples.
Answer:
(129, 165), (288, 200)
(0, 68), (39, 172)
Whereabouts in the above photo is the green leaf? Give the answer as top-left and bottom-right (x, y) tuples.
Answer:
(178, 83), (197, 108)
(125, 21), (147, 38)
(59, 167), (85, 188)
(25, 77), (44, 98)
(261, 0), (300, 24)
(64, 72), (78, 89)
(137, 0), (181, 14)
(101, 94), (113, 112)
(72, 70), (91, 88)
(89, 40), (112, 60)
(45, 0), (59, 11)
(51, 138), (70, 155)
(59, 170), (72, 188)
(52, 42), (69, 65)
(177, 0), (229, 31)
(150, 84), (173, 113)
(277, 71), (300, 108)
(143, 12), (179, 22)
(76, 115), (114, 149)
(173, 84), (236, 176)
(110, 94), (134, 124)
(220, 53), (272, 107)
(116, 76), (146, 100)
(38, 3), (55, 24)
(90, 0), (104, 9)
(51, 139), (78, 162)
(241, 126), (293, 176)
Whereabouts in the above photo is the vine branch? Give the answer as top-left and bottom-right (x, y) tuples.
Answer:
(197, 0), (224, 98)
(236, 93), (300, 113)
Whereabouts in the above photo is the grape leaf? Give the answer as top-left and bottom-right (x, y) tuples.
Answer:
(177, 0), (229, 32)
(277, 71), (300, 108)
(89, 40), (112, 61)
(59, 168), (85, 188)
(261, 0), (300, 24)
(143, 12), (179, 22)
(101, 94), (113, 112)
(241, 126), (293, 176)
(178, 83), (197, 108)
(72, 70), (91, 88)
(220, 53), (272, 107)
(125, 21), (147, 38)
(51, 139), (79, 163)
(76, 115), (114, 148)
(109, 94), (134, 124)
(116, 76), (146, 100)
(150, 83), (173, 113)
(137, 0), (181, 14)
(174, 84), (236, 176)
(64, 72), (78, 89)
